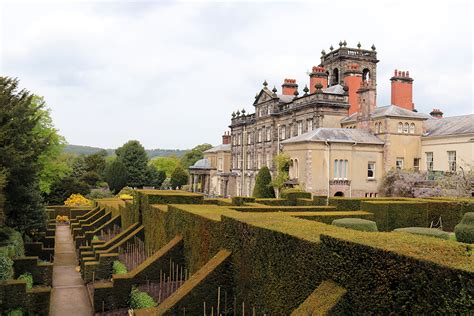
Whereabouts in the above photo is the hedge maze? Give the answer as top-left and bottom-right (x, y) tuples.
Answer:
(84, 190), (473, 315)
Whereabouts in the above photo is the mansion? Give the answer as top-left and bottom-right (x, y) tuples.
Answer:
(189, 43), (474, 197)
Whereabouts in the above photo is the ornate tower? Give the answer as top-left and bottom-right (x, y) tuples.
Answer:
(320, 41), (379, 114)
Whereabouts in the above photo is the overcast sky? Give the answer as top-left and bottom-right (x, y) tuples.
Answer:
(1, 0), (472, 149)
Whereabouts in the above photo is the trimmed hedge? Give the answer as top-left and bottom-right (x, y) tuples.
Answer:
(130, 287), (157, 309)
(394, 227), (449, 240)
(332, 218), (378, 232)
(231, 206), (337, 213)
(313, 196), (328, 206)
(255, 198), (292, 206)
(455, 212), (474, 243)
(231, 196), (255, 206)
(280, 189), (312, 201)
(296, 211), (374, 225)
(136, 190), (204, 205)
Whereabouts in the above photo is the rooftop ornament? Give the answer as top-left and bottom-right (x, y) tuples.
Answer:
(303, 85), (309, 95)
(315, 82), (323, 93)
(293, 89), (299, 97)
(339, 40), (343, 47)
(321, 49), (326, 56)
(236, 110), (240, 116)
(357, 42), (361, 49)
(241, 108), (246, 115)
(263, 80), (268, 87)
(371, 44), (376, 51)
(272, 86), (277, 93)
(343, 40), (347, 47)
(232, 111), (236, 118)
(330, 45), (334, 51)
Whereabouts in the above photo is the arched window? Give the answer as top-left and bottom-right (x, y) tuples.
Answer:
(409, 123), (415, 134)
(331, 68), (339, 86)
(281, 125), (286, 140)
(363, 68), (370, 82)
(404, 122), (409, 134)
(398, 122), (403, 133)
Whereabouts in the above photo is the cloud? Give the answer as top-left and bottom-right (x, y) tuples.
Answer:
(1, 0), (472, 149)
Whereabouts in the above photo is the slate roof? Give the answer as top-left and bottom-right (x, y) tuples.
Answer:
(189, 158), (211, 169)
(423, 114), (474, 137)
(203, 144), (231, 153)
(282, 128), (384, 145)
(341, 105), (430, 123)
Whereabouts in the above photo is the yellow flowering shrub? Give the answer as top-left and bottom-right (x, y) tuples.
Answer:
(55, 215), (69, 222)
(64, 194), (92, 207)
(119, 194), (133, 200)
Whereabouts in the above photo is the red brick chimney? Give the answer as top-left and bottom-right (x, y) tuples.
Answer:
(390, 69), (414, 110)
(430, 108), (443, 119)
(222, 131), (231, 144)
(282, 79), (298, 95)
(309, 66), (328, 93)
(343, 63), (363, 115)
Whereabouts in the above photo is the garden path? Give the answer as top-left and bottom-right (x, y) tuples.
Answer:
(49, 224), (93, 316)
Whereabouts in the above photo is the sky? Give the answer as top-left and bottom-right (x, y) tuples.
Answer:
(0, 0), (472, 149)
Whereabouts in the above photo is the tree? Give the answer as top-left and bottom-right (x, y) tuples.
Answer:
(170, 166), (189, 189)
(45, 176), (91, 205)
(31, 96), (70, 195)
(116, 140), (148, 187)
(149, 156), (181, 178)
(80, 171), (101, 186)
(271, 154), (291, 197)
(180, 144), (213, 169)
(253, 166), (275, 198)
(145, 165), (166, 188)
(84, 150), (107, 176)
(380, 169), (431, 197)
(104, 159), (129, 194)
(0, 77), (50, 234)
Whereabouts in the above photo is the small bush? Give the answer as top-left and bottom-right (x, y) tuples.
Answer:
(92, 235), (99, 241)
(455, 212), (474, 243)
(393, 227), (449, 240)
(130, 287), (157, 309)
(17, 272), (33, 289)
(253, 167), (275, 198)
(331, 218), (378, 232)
(8, 309), (23, 316)
(0, 255), (13, 280)
(112, 260), (128, 275)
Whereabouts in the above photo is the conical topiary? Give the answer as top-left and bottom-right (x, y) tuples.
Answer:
(252, 166), (275, 198)
(454, 212), (474, 243)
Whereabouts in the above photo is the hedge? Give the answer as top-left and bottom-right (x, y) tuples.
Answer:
(280, 189), (312, 202)
(291, 280), (347, 315)
(17, 273), (33, 289)
(295, 211), (374, 225)
(112, 260), (127, 275)
(231, 206), (337, 213)
(231, 196), (255, 206)
(130, 287), (157, 309)
(455, 212), (474, 243)
(136, 190), (204, 205)
(332, 218), (378, 232)
(393, 227), (450, 240)
(255, 198), (292, 206)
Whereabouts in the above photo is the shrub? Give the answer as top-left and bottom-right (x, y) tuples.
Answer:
(7, 309), (23, 316)
(129, 287), (157, 309)
(454, 212), (474, 243)
(0, 255), (13, 280)
(253, 167), (275, 198)
(331, 218), (378, 232)
(231, 196), (255, 206)
(170, 166), (189, 189)
(112, 260), (128, 275)
(328, 197), (366, 211)
(17, 272), (33, 289)
(280, 188), (311, 201)
(393, 227), (449, 240)
(64, 194), (92, 207)
(0, 227), (24, 257)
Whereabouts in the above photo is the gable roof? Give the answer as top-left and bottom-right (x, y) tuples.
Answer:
(253, 87), (277, 105)
(204, 144), (231, 153)
(341, 105), (431, 124)
(282, 128), (384, 145)
(423, 114), (474, 138)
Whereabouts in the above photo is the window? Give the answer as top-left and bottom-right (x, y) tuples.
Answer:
(294, 159), (299, 178)
(403, 123), (409, 134)
(266, 127), (271, 141)
(307, 119), (313, 132)
(247, 154), (251, 169)
(258, 129), (262, 142)
(237, 133), (241, 145)
(426, 152), (433, 171)
(267, 106), (271, 115)
(409, 123), (415, 134)
(218, 158), (224, 171)
(368, 163), (375, 179)
(448, 151), (456, 172)
(237, 154), (241, 169)
(247, 132), (251, 145)
(257, 153), (262, 169)
(297, 121), (303, 136)
(398, 122), (403, 133)
(281, 126), (286, 140)
(334, 159), (348, 179)
(396, 158), (404, 170)
(414, 158), (420, 172)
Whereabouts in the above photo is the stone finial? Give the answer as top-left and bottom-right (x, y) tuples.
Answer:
(321, 49), (326, 56)
(272, 86), (277, 93)
(293, 89), (299, 97)
(343, 40), (347, 47)
(232, 111), (236, 118)
(303, 85), (309, 95)
(241, 109), (246, 115)
(263, 80), (268, 87)
(343, 85), (349, 92)
(315, 82), (323, 93)
(236, 110), (240, 116)
(330, 45), (334, 51)
(339, 40), (343, 47)
(357, 42), (361, 49)
(371, 44), (376, 51)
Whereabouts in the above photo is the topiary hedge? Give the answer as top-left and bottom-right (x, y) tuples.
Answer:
(0, 255), (13, 280)
(394, 227), (449, 240)
(455, 212), (474, 243)
(331, 218), (378, 232)
(112, 260), (128, 275)
(280, 189), (311, 202)
(231, 196), (255, 206)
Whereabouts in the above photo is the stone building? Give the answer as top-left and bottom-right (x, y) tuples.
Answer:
(191, 42), (474, 197)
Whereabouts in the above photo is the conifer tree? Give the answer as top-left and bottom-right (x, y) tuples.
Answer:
(253, 166), (275, 198)
(170, 166), (189, 189)
(104, 160), (129, 194)
(116, 140), (148, 187)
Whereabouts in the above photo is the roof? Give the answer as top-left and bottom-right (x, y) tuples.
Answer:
(203, 144), (231, 153)
(341, 105), (430, 124)
(322, 84), (345, 95)
(189, 158), (211, 169)
(277, 94), (295, 103)
(423, 114), (474, 137)
(282, 128), (384, 145)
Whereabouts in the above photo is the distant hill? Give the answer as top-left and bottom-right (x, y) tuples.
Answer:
(64, 144), (187, 158)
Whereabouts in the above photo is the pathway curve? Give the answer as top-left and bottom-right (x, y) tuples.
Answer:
(49, 224), (93, 316)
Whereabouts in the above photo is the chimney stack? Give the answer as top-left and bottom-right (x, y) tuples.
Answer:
(309, 66), (328, 93)
(282, 79), (298, 95)
(222, 131), (231, 144)
(343, 63), (363, 115)
(357, 80), (377, 124)
(390, 69), (414, 111)
(430, 108), (443, 119)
